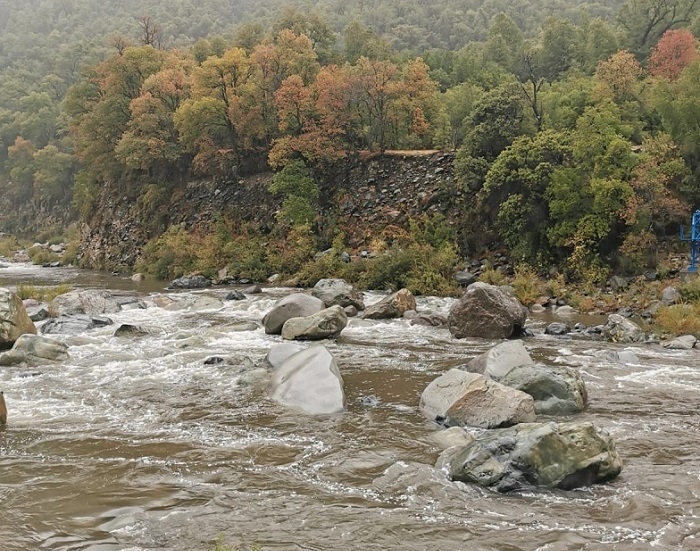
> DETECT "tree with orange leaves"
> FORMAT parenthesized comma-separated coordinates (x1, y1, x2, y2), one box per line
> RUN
(649, 29, 699, 81)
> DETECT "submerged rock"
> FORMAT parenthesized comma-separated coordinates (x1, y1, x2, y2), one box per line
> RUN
(438, 421, 623, 492)
(40, 314, 113, 335)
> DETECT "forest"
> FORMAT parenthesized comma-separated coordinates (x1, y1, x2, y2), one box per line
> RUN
(2, 0, 700, 288)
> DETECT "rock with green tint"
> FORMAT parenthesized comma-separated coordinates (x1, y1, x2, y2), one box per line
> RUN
(438, 421, 622, 492)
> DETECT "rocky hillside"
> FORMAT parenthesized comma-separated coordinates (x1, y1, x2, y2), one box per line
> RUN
(79, 151, 464, 273)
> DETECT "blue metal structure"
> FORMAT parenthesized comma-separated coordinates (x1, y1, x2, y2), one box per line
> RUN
(680, 209, 700, 271)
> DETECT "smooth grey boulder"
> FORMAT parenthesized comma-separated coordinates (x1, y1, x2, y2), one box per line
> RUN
(362, 288, 417, 320)
(281, 305, 348, 341)
(270, 345, 345, 414)
(419, 368, 536, 429)
(51, 290, 122, 316)
(500, 364, 587, 414)
(263, 293, 325, 334)
(0, 288, 36, 346)
(447, 282, 527, 339)
(311, 278, 365, 310)
(602, 314, 646, 343)
(265, 343, 306, 369)
(455, 270, 478, 287)
(437, 421, 623, 492)
(663, 334, 697, 350)
(0, 334, 69, 366)
(464, 340, 534, 380)
(40, 314, 113, 334)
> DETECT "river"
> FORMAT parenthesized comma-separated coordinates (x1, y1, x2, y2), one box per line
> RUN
(0, 263, 699, 551)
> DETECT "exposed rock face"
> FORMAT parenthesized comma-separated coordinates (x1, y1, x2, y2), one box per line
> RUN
(281, 305, 348, 341)
(464, 340, 533, 380)
(602, 314, 646, 343)
(0, 288, 36, 347)
(270, 345, 345, 414)
(447, 282, 527, 339)
(311, 278, 365, 310)
(500, 364, 587, 415)
(0, 334, 69, 366)
(263, 293, 325, 334)
(51, 290, 122, 316)
(663, 334, 697, 350)
(438, 421, 623, 492)
(40, 314, 113, 335)
(419, 368, 536, 429)
(362, 288, 416, 320)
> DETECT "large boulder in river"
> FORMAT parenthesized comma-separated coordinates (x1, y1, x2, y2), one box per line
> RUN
(438, 421, 623, 492)
(500, 364, 587, 415)
(311, 278, 365, 310)
(263, 293, 325, 334)
(40, 314, 113, 335)
(0, 288, 36, 347)
(51, 290, 122, 316)
(420, 368, 536, 429)
(464, 340, 533, 380)
(362, 288, 416, 320)
(0, 334, 69, 366)
(270, 345, 345, 414)
(281, 305, 348, 341)
(601, 314, 645, 343)
(447, 282, 527, 339)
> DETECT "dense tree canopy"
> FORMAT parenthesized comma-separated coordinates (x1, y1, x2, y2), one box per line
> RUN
(2, 0, 700, 281)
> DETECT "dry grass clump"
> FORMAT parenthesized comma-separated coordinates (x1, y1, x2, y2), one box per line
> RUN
(653, 303, 700, 337)
(15, 283, 72, 302)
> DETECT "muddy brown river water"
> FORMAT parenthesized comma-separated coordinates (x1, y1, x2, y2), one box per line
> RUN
(0, 263, 699, 551)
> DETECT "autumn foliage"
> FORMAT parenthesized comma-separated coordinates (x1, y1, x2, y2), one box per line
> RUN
(649, 29, 699, 81)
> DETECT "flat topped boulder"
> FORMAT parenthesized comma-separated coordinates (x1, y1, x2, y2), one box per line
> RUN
(420, 368, 536, 429)
(263, 293, 325, 335)
(438, 421, 623, 492)
(0, 288, 36, 347)
(448, 282, 527, 339)
(362, 288, 416, 320)
(270, 345, 345, 415)
(51, 289, 122, 316)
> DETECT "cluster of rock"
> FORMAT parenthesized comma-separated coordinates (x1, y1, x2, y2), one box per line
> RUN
(420, 339, 622, 492)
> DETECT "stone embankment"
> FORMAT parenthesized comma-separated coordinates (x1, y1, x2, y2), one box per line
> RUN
(79, 152, 460, 273)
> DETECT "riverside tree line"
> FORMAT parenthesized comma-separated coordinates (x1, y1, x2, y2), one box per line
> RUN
(1, 0, 700, 284)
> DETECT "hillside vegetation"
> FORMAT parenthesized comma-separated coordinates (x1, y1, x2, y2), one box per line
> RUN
(2, 0, 700, 288)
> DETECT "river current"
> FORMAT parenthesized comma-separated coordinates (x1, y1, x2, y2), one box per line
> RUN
(0, 263, 699, 551)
